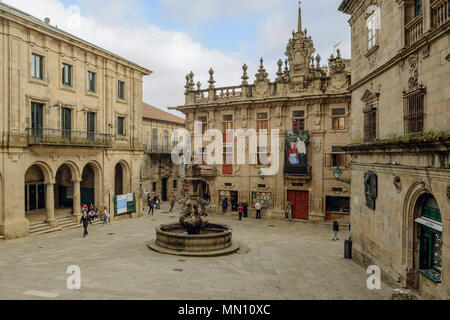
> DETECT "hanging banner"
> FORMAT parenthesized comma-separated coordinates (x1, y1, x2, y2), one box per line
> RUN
(285, 131, 309, 175)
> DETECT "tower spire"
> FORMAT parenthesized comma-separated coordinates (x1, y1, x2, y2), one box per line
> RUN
(298, 1, 302, 33)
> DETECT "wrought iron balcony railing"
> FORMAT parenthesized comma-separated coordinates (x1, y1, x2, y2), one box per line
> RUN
(146, 144, 174, 154)
(27, 128, 112, 147)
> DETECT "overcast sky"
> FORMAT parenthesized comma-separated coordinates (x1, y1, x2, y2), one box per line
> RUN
(4, 0, 350, 118)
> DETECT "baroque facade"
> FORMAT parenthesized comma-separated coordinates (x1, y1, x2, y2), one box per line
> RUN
(140, 103, 185, 204)
(174, 7, 353, 222)
(0, 3, 151, 239)
(339, 0, 449, 299)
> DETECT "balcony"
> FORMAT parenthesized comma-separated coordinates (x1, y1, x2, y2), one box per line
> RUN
(186, 164, 218, 179)
(405, 14, 424, 47)
(145, 144, 173, 154)
(27, 128, 112, 147)
(432, 0, 449, 29)
(284, 165, 312, 179)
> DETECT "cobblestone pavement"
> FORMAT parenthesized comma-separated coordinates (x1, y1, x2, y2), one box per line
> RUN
(0, 205, 393, 300)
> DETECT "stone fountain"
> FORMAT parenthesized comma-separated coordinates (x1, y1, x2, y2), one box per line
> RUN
(148, 175, 240, 256)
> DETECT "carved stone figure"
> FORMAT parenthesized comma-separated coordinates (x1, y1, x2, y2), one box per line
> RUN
(364, 170, 378, 210)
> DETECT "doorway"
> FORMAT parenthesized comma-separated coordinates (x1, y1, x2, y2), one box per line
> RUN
(230, 191, 239, 212)
(287, 190, 309, 220)
(162, 178, 168, 202)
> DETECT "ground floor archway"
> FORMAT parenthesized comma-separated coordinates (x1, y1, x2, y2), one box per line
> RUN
(114, 161, 130, 196)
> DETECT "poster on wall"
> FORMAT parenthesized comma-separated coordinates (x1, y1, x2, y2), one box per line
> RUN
(285, 131, 309, 175)
(252, 192, 273, 207)
(116, 195, 128, 214)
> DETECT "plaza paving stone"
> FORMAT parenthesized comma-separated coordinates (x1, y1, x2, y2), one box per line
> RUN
(0, 205, 394, 300)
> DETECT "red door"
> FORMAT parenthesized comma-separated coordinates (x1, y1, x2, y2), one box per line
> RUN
(287, 191, 309, 220)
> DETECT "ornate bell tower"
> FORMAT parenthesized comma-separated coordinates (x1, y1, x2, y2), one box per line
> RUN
(285, 3, 316, 90)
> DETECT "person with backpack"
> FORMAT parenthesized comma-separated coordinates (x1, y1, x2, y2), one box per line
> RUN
(80, 211, 91, 238)
(333, 220, 340, 241)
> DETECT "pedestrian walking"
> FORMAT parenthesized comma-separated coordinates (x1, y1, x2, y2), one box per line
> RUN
(147, 195, 154, 215)
(80, 211, 91, 238)
(243, 202, 248, 218)
(238, 203, 244, 221)
(333, 219, 340, 241)
(103, 207, 110, 225)
(255, 202, 262, 219)
(156, 197, 161, 210)
(222, 197, 228, 214)
(170, 199, 175, 212)
(286, 201, 293, 222)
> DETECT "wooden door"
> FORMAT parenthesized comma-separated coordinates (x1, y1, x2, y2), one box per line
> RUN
(287, 191, 309, 220)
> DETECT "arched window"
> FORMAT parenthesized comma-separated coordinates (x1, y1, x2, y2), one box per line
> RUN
(415, 195, 442, 282)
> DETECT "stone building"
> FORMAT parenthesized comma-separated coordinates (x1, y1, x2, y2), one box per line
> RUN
(140, 102, 185, 204)
(0, 2, 151, 239)
(339, 0, 449, 299)
(174, 6, 353, 222)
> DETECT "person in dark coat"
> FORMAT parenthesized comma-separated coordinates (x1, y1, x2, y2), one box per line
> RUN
(332, 220, 340, 241)
(80, 211, 91, 238)
(148, 196, 154, 215)
(222, 198, 228, 214)
(243, 202, 248, 218)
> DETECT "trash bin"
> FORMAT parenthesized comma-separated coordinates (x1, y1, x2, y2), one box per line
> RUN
(344, 238, 353, 259)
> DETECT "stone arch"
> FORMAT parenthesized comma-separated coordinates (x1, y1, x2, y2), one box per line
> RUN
(81, 161, 103, 207)
(114, 160, 130, 196)
(27, 161, 54, 184)
(402, 180, 443, 288)
(24, 163, 54, 216)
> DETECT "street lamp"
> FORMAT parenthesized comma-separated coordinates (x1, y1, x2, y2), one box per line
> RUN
(333, 166, 351, 185)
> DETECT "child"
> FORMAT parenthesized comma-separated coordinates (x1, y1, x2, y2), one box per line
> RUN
(238, 203, 244, 221)
(333, 220, 340, 241)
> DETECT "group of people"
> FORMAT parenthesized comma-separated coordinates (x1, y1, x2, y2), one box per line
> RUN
(147, 195, 177, 214)
(221, 198, 262, 220)
(79, 204, 111, 238)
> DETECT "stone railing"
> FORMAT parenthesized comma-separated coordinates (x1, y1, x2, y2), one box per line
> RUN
(431, 0, 449, 29)
(194, 85, 248, 103)
(405, 14, 424, 47)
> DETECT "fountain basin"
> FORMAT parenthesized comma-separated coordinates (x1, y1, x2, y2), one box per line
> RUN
(148, 223, 240, 256)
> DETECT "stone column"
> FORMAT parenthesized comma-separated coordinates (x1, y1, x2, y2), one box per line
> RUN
(73, 180, 81, 219)
(46, 182, 58, 227)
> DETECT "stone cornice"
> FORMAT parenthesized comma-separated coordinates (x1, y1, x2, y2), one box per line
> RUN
(342, 138, 450, 154)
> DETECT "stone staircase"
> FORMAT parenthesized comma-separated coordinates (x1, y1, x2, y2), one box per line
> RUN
(29, 216, 104, 237)
(29, 220, 62, 236)
(56, 215, 104, 231)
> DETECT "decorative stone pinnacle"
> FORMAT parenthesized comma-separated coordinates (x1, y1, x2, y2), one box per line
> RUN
(256, 57, 269, 81)
(276, 59, 283, 81)
(336, 49, 341, 59)
(241, 63, 249, 85)
(316, 54, 321, 69)
(188, 71, 195, 90)
(196, 81, 202, 91)
(184, 74, 190, 91)
(208, 68, 216, 89)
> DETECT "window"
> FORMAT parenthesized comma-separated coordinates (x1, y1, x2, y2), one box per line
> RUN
(292, 110, 305, 132)
(30, 102, 44, 142)
(62, 63, 72, 86)
(31, 54, 44, 80)
(152, 128, 158, 151)
(325, 152, 347, 167)
(331, 108, 346, 130)
(87, 112, 95, 141)
(414, 0, 422, 17)
(257, 113, 268, 132)
(222, 146, 233, 175)
(173, 180, 178, 189)
(118, 80, 125, 100)
(222, 115, 233, 143)
(198, 117, 207, 134)
(163, 130, 169, 152)
(61, 108, 72, 140)
(257, 146, 270, 166)
(87, 71, 96, 93)
(152, 158, 158, 166)
(367, 13, 378, 51)
(117, 117, 125, 136)
(363, 105, 377, 141)
(152, 182, 157, 192)
(403, 89, 425, 135)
